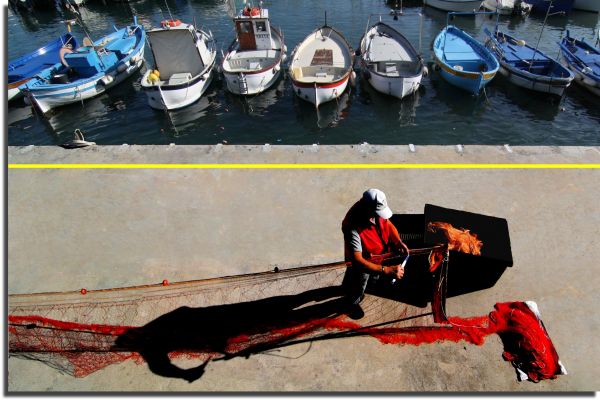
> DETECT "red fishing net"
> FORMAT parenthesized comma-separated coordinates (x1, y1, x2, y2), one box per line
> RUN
(8, 243, 565, 383)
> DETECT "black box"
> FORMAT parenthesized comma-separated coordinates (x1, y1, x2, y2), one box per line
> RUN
(369, 204, 513, 306)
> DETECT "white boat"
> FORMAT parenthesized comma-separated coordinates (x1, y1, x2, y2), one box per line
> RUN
(222, 6, 286, 95)
(573, 0, 600, 12)
(289, 25, 354, 108)
(141, 19, 217, 110)
(359, 21, 424, 99)
(423, 0, 484, 12)
(483, 0, 533, 14)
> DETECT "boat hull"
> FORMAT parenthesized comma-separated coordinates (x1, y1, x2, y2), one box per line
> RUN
(291, 75, 350, 107)
(424, 0, 484, 12)
(482, 0, 514, 14)
(497, 64, 570, 95)
(144, 69, 214, 110)
(27, 50, 144, 114)
(223, 66, 282, 95)
(573, 0, 600, 12)
(364, 69, 422, 99)
(559, 38, 600, 96)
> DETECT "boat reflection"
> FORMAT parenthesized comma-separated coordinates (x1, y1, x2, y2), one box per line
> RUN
(293, 87, 351, 130)
(428, 64, 489, 117)
(358, 78, 422, 128)
(223, 77, 286, 118)
(491, 75, 563, 121)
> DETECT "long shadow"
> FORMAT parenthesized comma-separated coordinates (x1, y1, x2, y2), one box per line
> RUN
(114, 286, 348, 382)
(113, 285, 430, 382)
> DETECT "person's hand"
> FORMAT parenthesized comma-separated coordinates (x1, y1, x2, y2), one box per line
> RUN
(387, 264, 405, 280)
(395, 265, 405, 280)
(399, 242, 410, 255)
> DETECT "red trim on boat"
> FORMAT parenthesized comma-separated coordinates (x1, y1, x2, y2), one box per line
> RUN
(291, 73, 350, 89)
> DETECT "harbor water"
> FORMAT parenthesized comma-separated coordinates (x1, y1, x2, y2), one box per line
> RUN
(7, 0, 600, 146)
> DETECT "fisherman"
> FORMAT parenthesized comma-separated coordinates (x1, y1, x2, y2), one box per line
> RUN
(341, 188, 410, 319)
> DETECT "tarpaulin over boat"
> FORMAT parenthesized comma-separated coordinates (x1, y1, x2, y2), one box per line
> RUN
(148, 28, 205, 79)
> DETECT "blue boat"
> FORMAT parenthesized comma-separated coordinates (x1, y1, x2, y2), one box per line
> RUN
(8, 33, 77, 102)
(433, 13, 499, 95)
(22, 17, 145, 115)
(523, 0, 575, 14)
(484, 28, 574, 96)
(559, 31, 600, 96)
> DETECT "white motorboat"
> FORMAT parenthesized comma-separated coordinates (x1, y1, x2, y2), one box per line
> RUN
(423, 0, 484, 12)
(222, 5, 286, 95)
(289, 25, 354, 108)
(482, 0, 533, 14)
(141, 19, 217, 110)
(359, 21, 424, 99)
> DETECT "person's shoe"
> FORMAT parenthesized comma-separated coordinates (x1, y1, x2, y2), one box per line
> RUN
(346, 303, 365, 320)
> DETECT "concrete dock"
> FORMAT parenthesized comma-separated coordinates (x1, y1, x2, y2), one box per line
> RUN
(7, 144, 600, 391)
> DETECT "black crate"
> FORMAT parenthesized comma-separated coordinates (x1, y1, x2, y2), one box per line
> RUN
(367, 205, 512, 306)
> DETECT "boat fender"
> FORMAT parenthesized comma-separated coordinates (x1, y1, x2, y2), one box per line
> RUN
(117, 63, 129, 73)
(516, 39, 526, 46)
(282, 53, 288, 62)
(350, 70, 357, 87)
(161, 19, 182, 28)
(283, 45, 288, 53)
(148, 72, 159, 84)
(454, 65, 464, 71)
(274, 64, 281, 73)
(202, 72, 210, 80)
(422, 65, 429, 77)
(582, 67, 593, 75)
(100, 75, 114, 86)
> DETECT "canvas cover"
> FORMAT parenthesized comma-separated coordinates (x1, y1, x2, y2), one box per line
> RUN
(148, 28, 205, 80)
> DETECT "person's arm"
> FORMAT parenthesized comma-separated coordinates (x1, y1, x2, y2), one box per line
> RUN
(351, 251, 405, 280)
(388, 222, 410, 255)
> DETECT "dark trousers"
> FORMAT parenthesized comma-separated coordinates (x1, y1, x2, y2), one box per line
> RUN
(341, 266, 380, 305)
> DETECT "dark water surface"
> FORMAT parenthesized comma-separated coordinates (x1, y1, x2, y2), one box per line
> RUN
(6, 0, 600, 146)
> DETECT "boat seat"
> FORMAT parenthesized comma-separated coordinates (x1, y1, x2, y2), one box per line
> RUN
(168, 72, 192, 85)
(64, 50, 102, 76)
(105, 36, 136, 58)
(444, 51, 481, 62)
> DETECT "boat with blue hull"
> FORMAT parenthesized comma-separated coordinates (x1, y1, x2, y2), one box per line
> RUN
(433, 13, 499, 95)
(8, 33, 78, 102)
(484, 28, 574, 95)
(559, 31, 600, 96)
(524, 0, 575, 14)
(22, 17, 145, 115)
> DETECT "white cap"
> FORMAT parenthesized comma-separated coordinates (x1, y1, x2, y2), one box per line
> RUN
(362, 188, 392, 219)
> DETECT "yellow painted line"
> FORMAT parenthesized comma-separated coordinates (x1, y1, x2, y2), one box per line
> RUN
(8, 163, 600, 169)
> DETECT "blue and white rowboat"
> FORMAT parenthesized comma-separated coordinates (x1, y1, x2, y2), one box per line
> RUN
(484, 28, 574, 96)
(22, 17, 145, 115)
(433, 13, 499, 95)
(559, 31, 600, 96)
(8, 33, 78, 102)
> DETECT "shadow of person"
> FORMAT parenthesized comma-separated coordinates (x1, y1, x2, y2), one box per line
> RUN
(113, 286, 347, 382)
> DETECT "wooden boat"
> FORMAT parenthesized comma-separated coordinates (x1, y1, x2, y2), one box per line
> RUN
(141, 19, 217, 110)
(573, 0, 600, 12)
(482, 0, 533, 15)
(432, 14, 499, 95)
(358, 21, 425, 99)
(423, 0, 483, 12)
(8, 33, 77, 102)
(289, 25, 355, 108)
(559, 31, 600, 95)
(22, 17, 145, 114)
(484, 28, 574, 95)
(221, 5, 286, 96)
(523, 0, 575, 13)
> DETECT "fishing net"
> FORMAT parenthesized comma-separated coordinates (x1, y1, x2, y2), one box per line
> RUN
(8, 224, 566, 383)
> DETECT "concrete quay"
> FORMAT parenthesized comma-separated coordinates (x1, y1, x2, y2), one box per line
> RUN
(7, 144, 600, 391)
